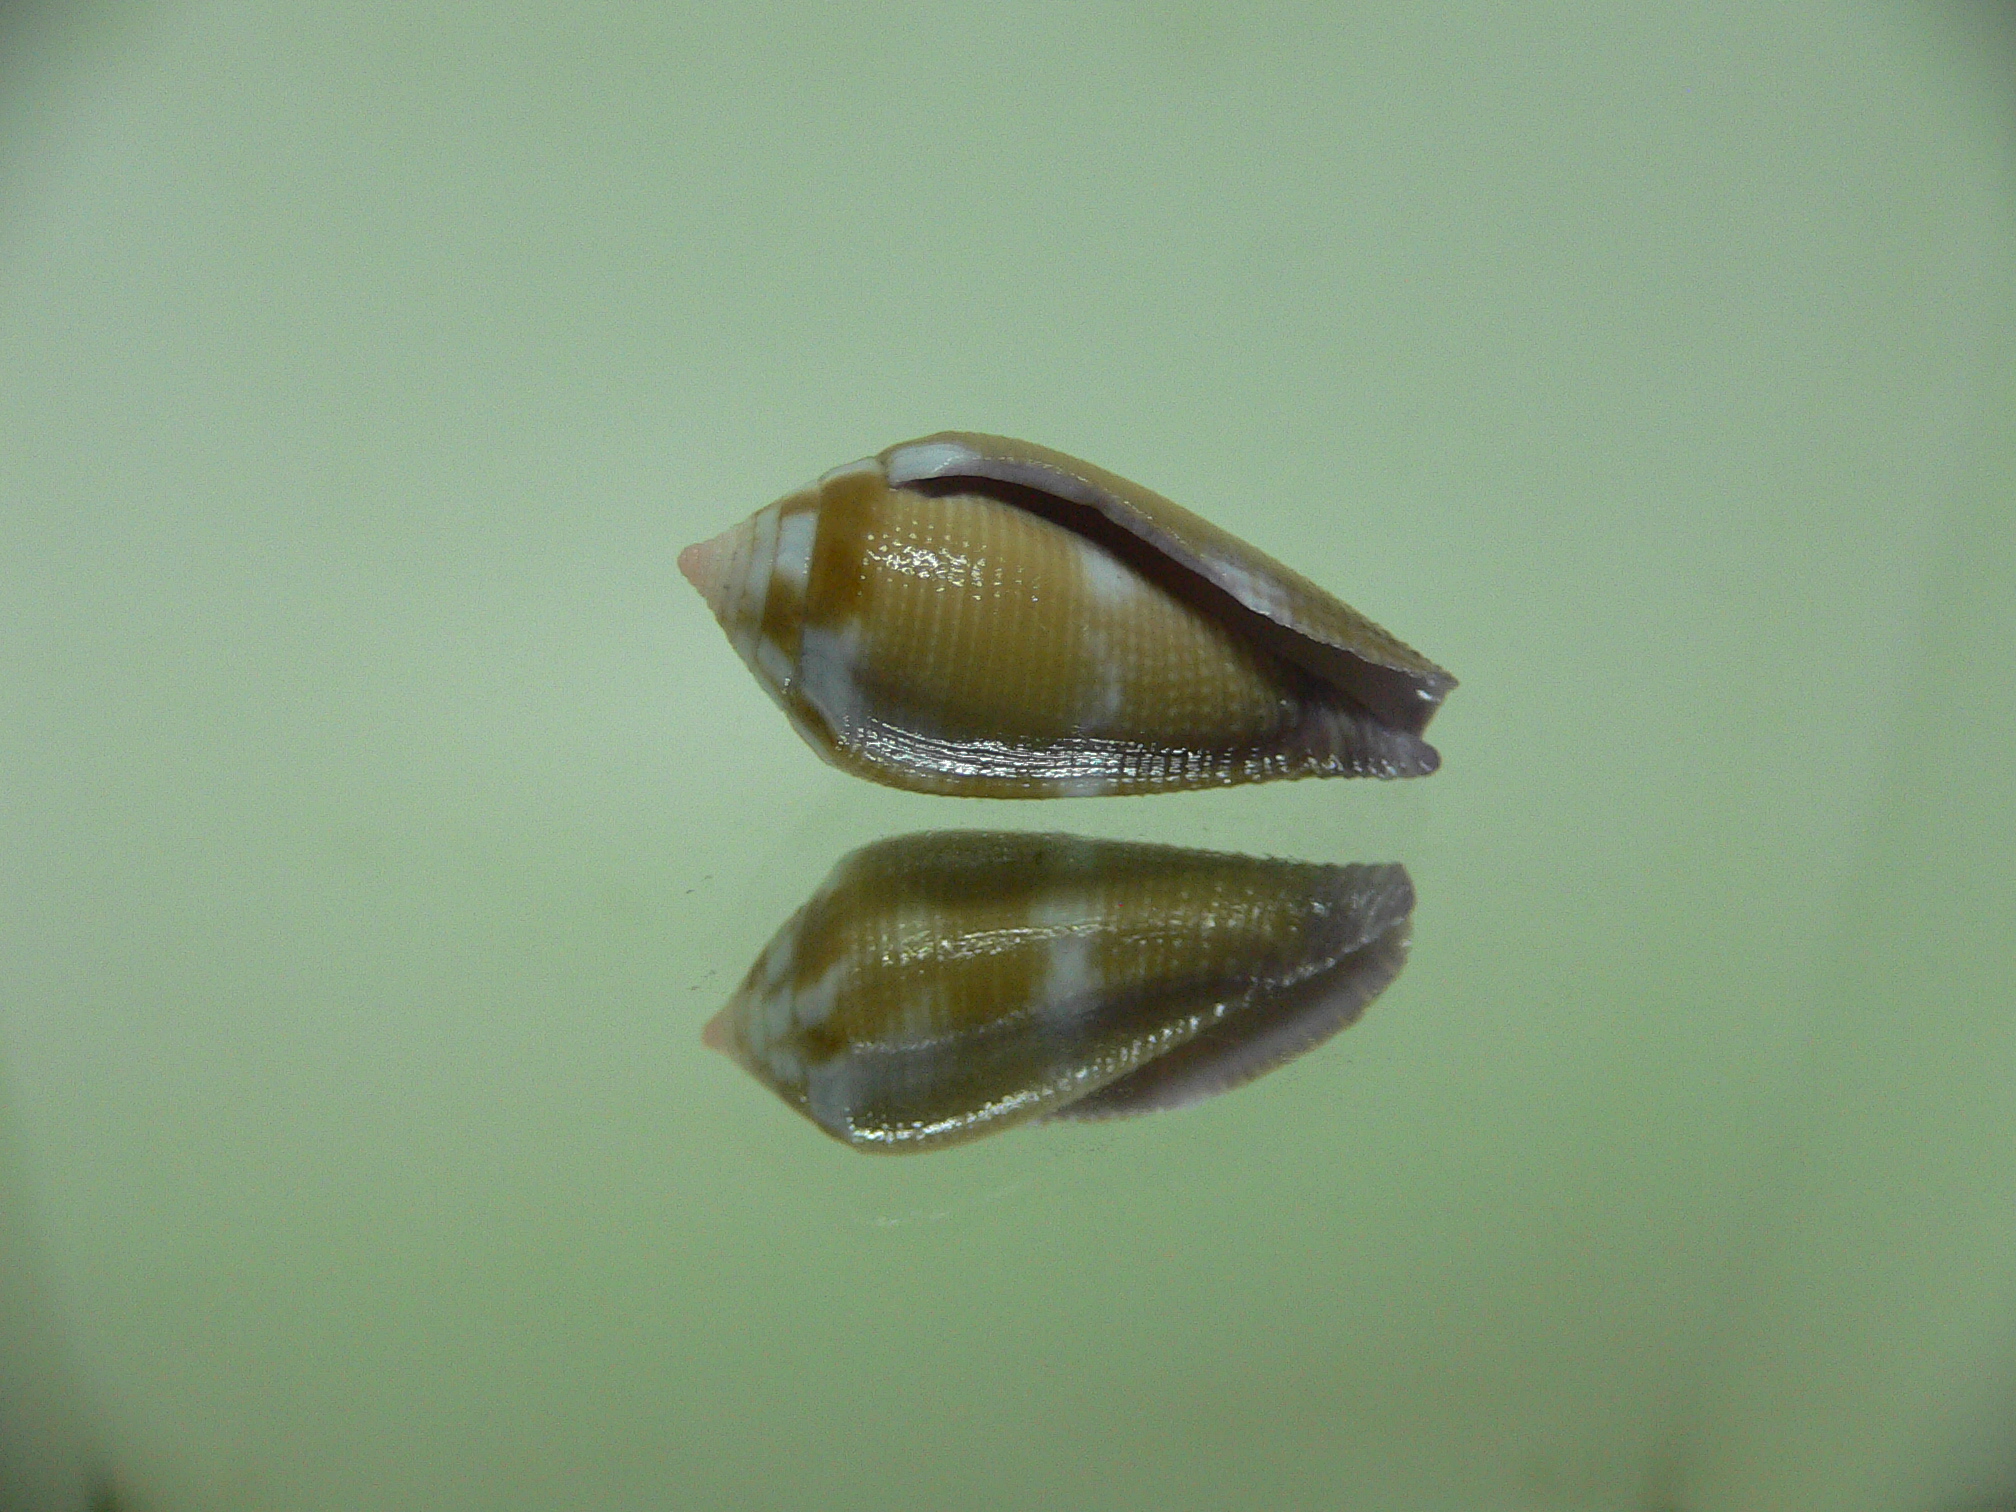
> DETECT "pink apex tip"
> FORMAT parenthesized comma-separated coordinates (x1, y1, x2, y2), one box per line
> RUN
(701, 1007, 734, 1054)
(678, 538, 715, 595)
(678, 515, 756, 623)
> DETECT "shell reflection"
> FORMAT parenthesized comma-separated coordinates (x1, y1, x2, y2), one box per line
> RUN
(704, 831, 1414, 1152)
(680, 433, 1455, 797)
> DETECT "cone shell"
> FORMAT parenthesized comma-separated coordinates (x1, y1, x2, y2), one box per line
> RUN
(704, 830, 1414, 1153)
(680, 432, 1455, 797)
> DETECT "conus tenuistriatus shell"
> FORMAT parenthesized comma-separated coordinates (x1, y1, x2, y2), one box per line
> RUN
(679, 432, 1455, 797)
(703, 830, 1414, 1153)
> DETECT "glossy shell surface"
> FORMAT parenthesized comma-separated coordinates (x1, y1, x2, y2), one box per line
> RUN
(703, 830, 1414, 1153)
(680, 433, 1455, 797)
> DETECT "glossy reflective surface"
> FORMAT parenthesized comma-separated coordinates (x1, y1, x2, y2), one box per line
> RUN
(706, 832, 1412, 1150)
(680, 434, 1453, 795)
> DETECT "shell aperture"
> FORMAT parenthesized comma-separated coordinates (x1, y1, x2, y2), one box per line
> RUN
(702, 831, 1414, 1153)
(680, 433, 1456, 797)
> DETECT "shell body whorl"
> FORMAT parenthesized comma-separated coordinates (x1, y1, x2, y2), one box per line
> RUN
(682, 434, 1455, 797)
(704, 831, 1415, 1152)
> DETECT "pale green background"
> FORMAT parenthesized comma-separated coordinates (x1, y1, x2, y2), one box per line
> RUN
(2, 3, 2014, 1510)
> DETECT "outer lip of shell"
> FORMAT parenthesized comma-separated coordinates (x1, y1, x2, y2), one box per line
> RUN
(881, 431, 1456, 736)
(704, 830, 1416, 1153)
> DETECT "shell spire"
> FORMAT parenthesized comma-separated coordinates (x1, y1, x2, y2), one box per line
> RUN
(676, 536, 726, 615)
